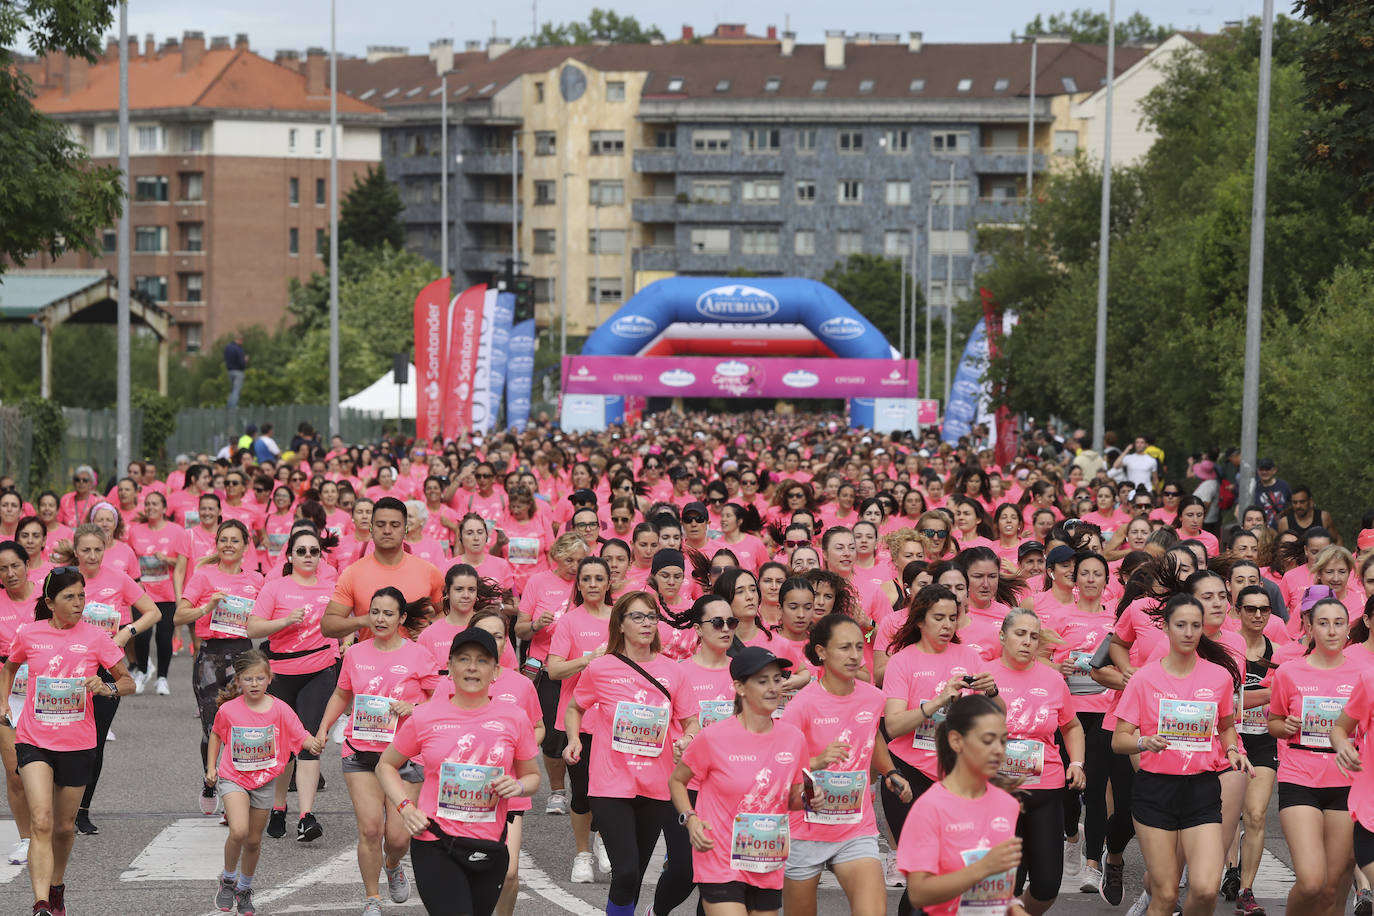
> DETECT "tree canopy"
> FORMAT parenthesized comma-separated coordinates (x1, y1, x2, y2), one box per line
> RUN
(338, 164, 404, 251)
(1290, 0, 1374, 207)
(1019, 9, 1174, 44)
(521, 8, 664, 47)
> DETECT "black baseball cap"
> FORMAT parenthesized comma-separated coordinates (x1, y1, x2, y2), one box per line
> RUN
(1018, 541, 1046, 560)
(449, 626, 498, 660)
(569, 488, 597, 505)
(668, 466, 689, 480)
(729, 646, 793, 681)
(1046, 545, 1077, 566)
(682, 501, 708, 521)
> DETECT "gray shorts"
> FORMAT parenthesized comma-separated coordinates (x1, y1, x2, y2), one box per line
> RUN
(342, 752, 424, 783)
(219, 780, 275, 810)
(784, 834, 881, 881)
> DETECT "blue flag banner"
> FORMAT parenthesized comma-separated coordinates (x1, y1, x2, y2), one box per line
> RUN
(942, 317, 990, 444)
(506, 319, 536, 431)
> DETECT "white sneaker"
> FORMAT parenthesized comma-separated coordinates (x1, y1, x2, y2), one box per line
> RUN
(6, 838, 28, 865)
(1081, 863, 1104, 894)
(331, 719, 346, 744)
(133, 669, 148, 695)
(1063, 835, 1083, 884)
(884, 851, 906, 887)
(155, 677, 170, 696)
(593, 831, 612, 875)
(570, 851, 596, 883)
(544, 790, 569, 815)
(107, 728, 116, 741)
(1125, 890, 1151, 916)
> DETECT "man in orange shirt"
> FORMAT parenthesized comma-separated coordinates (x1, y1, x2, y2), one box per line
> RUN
(322, 497, 445, 638)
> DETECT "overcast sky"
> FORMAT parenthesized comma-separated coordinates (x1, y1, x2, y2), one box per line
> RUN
(91, 1, 1261, 57)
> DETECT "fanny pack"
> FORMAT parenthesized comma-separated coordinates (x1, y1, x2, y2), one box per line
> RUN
(424, 819, 508, 873)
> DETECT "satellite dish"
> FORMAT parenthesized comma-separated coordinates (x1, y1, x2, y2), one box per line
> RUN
(560, 65, 587, 102)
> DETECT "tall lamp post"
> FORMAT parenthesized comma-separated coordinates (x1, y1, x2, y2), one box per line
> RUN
(327, 0, 340, 438)
(116, 1, 130, 469)
(1091, 0, 1116, 452)
(1011, 32, 1040, 206)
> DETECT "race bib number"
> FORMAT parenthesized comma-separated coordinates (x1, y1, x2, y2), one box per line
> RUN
(138, 553, 169, 582)
(958, 847, 1015, 916)
(610, 701, 670, 757)
(913, 699, 946, 751)
(1300, 696, 1347, 749)
(730, 813, 789, 873)
(437, 762, 502, 823)
(82, 601, 120, 635)
(350, 695, 397, 743)
(230, 725, 277, 772)
(698, 699, 734, 728)
(32, 676, 86, 725)
(771, 690, 796, 721)
(1239, 703, 1268, 735)
(12, 663, 27, 698)
(1157, 698, 1217, 752)
(999, 738, 1046, 786)
(804, 770, 867, 825)
(1068, 650, 1094, 674)
(210, 595, 253, 638)
(266, 532, 289, 556)
(183, 509, 200, 528)
(507, 536, 540, 566)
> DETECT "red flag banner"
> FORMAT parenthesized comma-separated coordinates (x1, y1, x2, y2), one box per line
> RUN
(442, 283, 487, 438)
(412, 277, 452, 445)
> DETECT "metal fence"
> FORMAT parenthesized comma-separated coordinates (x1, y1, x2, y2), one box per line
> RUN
(0, 408, 33, 487)
(165, 406, 383, 461)
(60, 408, 144, 486)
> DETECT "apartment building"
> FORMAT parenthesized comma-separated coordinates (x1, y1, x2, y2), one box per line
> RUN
(24, 33, 383, 351)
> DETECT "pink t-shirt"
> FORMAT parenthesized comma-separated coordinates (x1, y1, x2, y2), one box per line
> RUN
(1115, 657, 1236, 776)
(427, 668, 542, 812)
(519, 570, 575, 662)
(573, 654, 693, 800)
(496, 515, 550, 595)
(182, 566, 265, 640)
(126, 522, 188, 603)
(81, 566, 145, 631)
(0, 587, 36, 657)
(547, 606, 611, 732)
(335, 639, 441, 755)
(404, 536, 450, 570)
(989, 658, 1077, 789)
(956, 618, 1004, 663)
(1113, 599, 1166, 667)
(261, 512, 295, 560)
(212, 695, 310, 789)
(680, 716, 807, 889)
(390, 698, 537, 842)
(707, 534, 768, 572)
(1339, 671, 1374, 832)
(1048, 605, 1115, 714)
(1267, 655, 1360, 789)
(418, 618, 517, 674)
(102, 539, 139, 580)
(250, 577, 337, 675)
(10, 620, 125, 750)
(896, 781, 1021, 916)
(881, 642, 983, 777)
(781, 678, 885, 842)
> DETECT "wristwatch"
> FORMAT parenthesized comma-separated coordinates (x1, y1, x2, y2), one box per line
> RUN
(678, 809, 697, 826)
(122, 623, 138, 637)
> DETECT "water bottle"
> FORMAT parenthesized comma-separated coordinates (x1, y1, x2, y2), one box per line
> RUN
(200, 783, 218, 816)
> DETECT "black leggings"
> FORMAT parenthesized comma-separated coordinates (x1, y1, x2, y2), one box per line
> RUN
(654, 788, 698, 915)
(194, 639, 251, 767)
(410, 836, 508, 916)
(145, 600, 176, 678)
(537, 675, 567, 759)
(589, 795, 675, 907)
(880, 753, 934, 843)
(266, 664, 337, 761)
(79, 681, 119, 810)
(1065, 713, 1135, 859)
(1017, 788, 1066, 902)
(567, 732, 593, 816)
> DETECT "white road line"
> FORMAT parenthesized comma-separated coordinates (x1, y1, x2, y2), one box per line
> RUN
(1251, 848, 1296, 899)
(193, 849, 356, 916)
(0, 820, 23, 884)
(518, 850, 605, 916)
(122, 818, 232, 882)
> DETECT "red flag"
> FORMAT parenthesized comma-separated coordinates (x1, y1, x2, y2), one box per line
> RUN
(442, 283, 487, 438)
(412, 277, 451, 445)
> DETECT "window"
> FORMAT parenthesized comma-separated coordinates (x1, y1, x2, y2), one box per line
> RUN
(930, 281, 970, 307)
(533, 278, 555, 302)
(314, 129, 324, 152)
(606, 81, 626, 101)
(1054, 130, 1079, 155)
(909, 78, 926, 93)
(101, 230, 117, 253)
(315, 178, 326, 205)
(932, 131, 971, 154)
(135, 125, 165, 153)
(986, 128, 1020, 150)
(836, 231, 863, 256)
(588, 230, 626, 253)
(956, 78, 973, 92)
(741, 228, 780, 255)
(745, 128, 780, 152)
(884, 230, 911, 256)
(288, 177, 299, 205)
(795, 179, 816, 203)
(692, 129, 730, 154)
(741, 179, 779, 204)
(666, 77, 684, 92)
(404, 133, 429, 157)
(534, 132, 556, 156)
(181, 223, 203, 251)
(533, 229, 556, 254)
(885, 180, 911, 205)
(838, 130, 863, 153)
(182, 274, 203, 303)
(184, 323, 203, 352)
(589, 180, 624, 206)
(689, 227, 730, 254)
(288, 128, 299, 152)
(715, 79, 730, 92)
(589, 131, 624, 156)
(794, 230, 815, 256)
(180, 173, 203, 202)
(134, 275, 167, 301)
(930, 230, 971, 255)
(811, 79, 828, 93)
(134, 226, 166, 252)
(588, 277, 623, 302)
(102, 126, 117, 154)
(796, 129, 817, 153)
(1061, 76, 1079, 93)
(134, 176, 168, 202)
(993, 78, 1010, 92)
(764, 77, 781, 92)
(838, 180, 862, 203)
(884, 129, 910, 152)
(183, 127, 204, 152)
(987, 180, 1020, 200)
(534, 181, 556, 205)
(931, 180, 971, 205)
(858, 79, 875, 93)
(288, 227, 299, 255)
(534, 82, 544, 102)
(315, 229, 326, 257)
(653, 129, 676, 149)
(691, 180, 731, 204)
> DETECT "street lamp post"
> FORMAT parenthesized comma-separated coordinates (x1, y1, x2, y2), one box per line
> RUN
(943, 160, 955, 406)
(116, 1, 130, 469)
(1091, 0, 1116, 452)
(440, 74, 448, 278)
(1011, 33, 1040, 205)
(328, 0, 340, 438)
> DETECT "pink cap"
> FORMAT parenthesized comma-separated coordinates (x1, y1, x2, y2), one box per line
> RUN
(1358, 529, 1374, 552)
(1300, 585, 1335, 614)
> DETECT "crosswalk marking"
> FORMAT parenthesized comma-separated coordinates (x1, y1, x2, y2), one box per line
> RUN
(122, 818, 230, 882)
(0, 821, 22, 886)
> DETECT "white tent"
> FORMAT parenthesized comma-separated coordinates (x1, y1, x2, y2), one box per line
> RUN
(341, 364, 416, 418)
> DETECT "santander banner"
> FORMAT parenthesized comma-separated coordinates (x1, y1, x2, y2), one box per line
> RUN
(562, 356, 921, 399)
(441, 283, 486, 438)
(411, 277, 451, 443)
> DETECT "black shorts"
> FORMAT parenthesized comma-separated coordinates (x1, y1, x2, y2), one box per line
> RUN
(1356, 823, 1374, 870)
(1239, 733, 1278, 771)
(1132, 770, 1221, 831)
(506, 810, 523, 824)
(16, 743, 96, 788)
(1278, 782, 1349, 812)
(698, 880, 783, 910)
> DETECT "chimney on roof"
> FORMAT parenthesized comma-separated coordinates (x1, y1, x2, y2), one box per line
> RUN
(210, 35, 230, 50)
(105, 35, 119, 61)
(767, 25, 777, 40)
(274, 49, 300, 72)
(681, 25, 694, 41)
(162, 36, 179, 57)
(780, 31, 795, 57)
(366, 45, 408, 62)
(908, 31, 923, 53)
(65, 53, 89, 96)
(235, 33, 250, 50)
(144, 33, 155, 59)
(465, 40, 482, 52)
(487, 37, 510, 59)
(182, 31, 205, 71)
(127, 36, 139, 59)
(824, 30, 845, 69)
(305, 47, 327, 95)
(429, 38, 454, 75)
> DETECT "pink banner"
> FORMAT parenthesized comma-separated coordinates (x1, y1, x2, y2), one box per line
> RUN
(562, 356, 921, 399)
(412, 277, 451, 444)
(441, 283, 486, 438)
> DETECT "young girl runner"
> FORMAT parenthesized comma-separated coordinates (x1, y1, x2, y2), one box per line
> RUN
(205, 649, 312, 916)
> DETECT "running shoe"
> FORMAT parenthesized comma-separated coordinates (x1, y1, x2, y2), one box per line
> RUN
(6, 838, 29, 864)
(1080, 863, 1103, 895)
(884, 851, 906, 887)
(235, 888, 256, 916)
(1100, 861, 1125, 906)
(133, 669, 148, 695)
(155, 677, 171, 696)
(216, 876, 237, 912)
(47, 884, 64, 916)
(1236, 888, 1266, 916)
(31, 904, 53, 916)
(266, 807, 287, 839)
(571, 851, 596, 884)
(544, 789, 569, 815)
(1062, 835, 1083, 884)
(593, 831, 612, 875)
(330, 719, 346, 744)
(361, 897, 383, 916)
(74, 809, 98, 835)
(297, 813, 323, 843)
(1357, 888, 1373, 916)
(384, 863, 410, 903)
(1125, 891, 1151, 916)
(1222, 864, 1241, 901)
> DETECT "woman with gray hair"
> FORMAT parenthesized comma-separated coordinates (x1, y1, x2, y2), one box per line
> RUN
(57, 466, 98, 528)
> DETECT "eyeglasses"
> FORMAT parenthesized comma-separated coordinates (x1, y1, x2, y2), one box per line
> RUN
(644, 464, 661, 470)
(741, 479, 758, 486)
(919, 528, 948, 540)
(227, 480, 244, 487)
(574, 521, 599, 530)
(74, 477, 92, 484)
(787, 492, 805, 500)
(475, 472, 493, 479)
(1241, 604, 1271, 614)
(293, 547, 322, 557)
(624, 611, 660, 624)
(253, 486, 270, 493)
(1134, 502, 1152, 510)
(611, 515, 632, 523)
(291, 476, 306, 482)
(701, 616, 741, 631)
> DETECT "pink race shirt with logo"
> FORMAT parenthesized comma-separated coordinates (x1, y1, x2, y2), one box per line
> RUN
(546, 606, 610, 732)
(780, 678, 885, 842)
(1339, 672, 1374, 832)
(518, 571, 575, 662)
(989, 658, 1076, 789)
(1049, 606, 1116, 714)
(0, 588, 36, 656)
(10, 620, 125, 750)
(1267, 655, 1360, 788)
(896, 782, 1021, 916)
(82, 566, 146, 629)
(250, 577, 337, 675)
(881, 642, 983, 778)
(212, 695, 310, 789)
(181, 566, 265, 640)
(1115, 658, 1235, 776)
(336, 639, 441, 754)
(418, 618, 517, 674)
(126, 523, 188, 603)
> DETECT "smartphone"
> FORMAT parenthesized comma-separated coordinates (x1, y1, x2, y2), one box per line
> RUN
(962, 675, 976, 686)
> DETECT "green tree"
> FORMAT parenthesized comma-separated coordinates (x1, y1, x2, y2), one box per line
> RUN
(521, 8, 664, 47)
(1019, 9, 1173, 43)
(821, 254, 928, 357)
(1, 1, 124, 269)
(338, 164, 404, 251)
(1290, 0, 1374, 207)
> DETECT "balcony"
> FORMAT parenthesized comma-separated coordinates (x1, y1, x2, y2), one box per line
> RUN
(462, 198, 523, 224)
(972, 196, 1028, 223)
(972, 147, 1046, 175)
(461, 149, 522, 175)
(631, 196, 679, 222)
(461, 246, 511, 273)
(388, 153, 443, 177)
(632, 246, 677, 271)
(676, 249, 733, 272)
(633, 148, 678, 173)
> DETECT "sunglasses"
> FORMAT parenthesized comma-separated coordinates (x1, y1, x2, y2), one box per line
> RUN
(1241, 604, 1271, 613)
(293, 546, 322, 557)
(786, 538, 809, 547)
(476, 472, 493, 479)
(683, 515, 707, 523)
(702, 616, 741, 631)
(253, 486, 270, 493)
(611, 515, 632, 523)
(1162, 491, 1180, 497)
(706, 498, 724, 505)
(787, 492, 805, 499)
(291, 476, 306, 482)
(709, 565, 731, 575)
(919, 528, 948, 540)
(741, 479, 758, 486)
(1134, 502, 1152, 510)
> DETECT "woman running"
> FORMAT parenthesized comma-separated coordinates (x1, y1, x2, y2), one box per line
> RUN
(712, 568, 771, 651)
(127, 490, 186, 696)
(1230, 585, 1279, 915)
(0, 541, 35, 866)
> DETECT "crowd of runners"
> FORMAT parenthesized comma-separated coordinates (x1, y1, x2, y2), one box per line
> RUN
(1, 413, 1373, 916)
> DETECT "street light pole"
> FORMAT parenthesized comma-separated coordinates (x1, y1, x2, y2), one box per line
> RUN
(116, 1, 130, 470)
(1027, 36, 1037, 204)
(440, 74, 448, 278)
(559, 171, 570, 362)
(924, 199, 933, 400)
(899, 253, 906, 358)
(943, 160, 955, 406)
(328, 0, 340, 438)
(1091, 0, 1116, 452)
(1239, 0, 1275, 513)
(511, 131, 520, 272)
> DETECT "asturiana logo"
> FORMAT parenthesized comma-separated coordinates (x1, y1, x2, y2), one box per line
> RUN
(694, 285, 780, 321)
(713, 360, 751, 378)
(610, 314, 658, 339)
(818, 316, 865, 340)
(658, 369, 697, 388)
(781, 369, 820, 389)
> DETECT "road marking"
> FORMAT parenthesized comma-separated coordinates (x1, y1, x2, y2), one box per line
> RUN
(1251, 848, 1295, 899)
(193, 849, 356, 916)
(122, 818, 231, 882)
(518, 850, 605, 916)
(0, 820, 23, 884)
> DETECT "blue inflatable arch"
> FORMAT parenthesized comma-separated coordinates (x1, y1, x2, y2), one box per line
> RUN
(583, 277, 894, 359)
